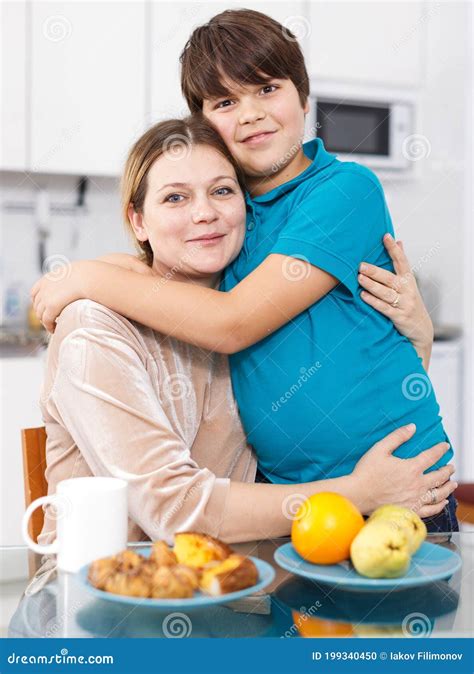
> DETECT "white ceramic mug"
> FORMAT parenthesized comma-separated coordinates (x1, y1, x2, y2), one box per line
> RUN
(22, 477, 128, 572)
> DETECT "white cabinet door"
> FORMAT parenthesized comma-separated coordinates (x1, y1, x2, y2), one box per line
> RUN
(30, 1, 147, 176)
(150, 1, 307, 123)
(308, 1, 422, 87)
(0, 355, 46, 547)
(0, 0, 27, 170)
(429, 340, 464, 480)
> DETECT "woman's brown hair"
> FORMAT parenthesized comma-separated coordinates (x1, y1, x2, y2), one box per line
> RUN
(180, 9, 309, 113)
(121, 115, 246, 266)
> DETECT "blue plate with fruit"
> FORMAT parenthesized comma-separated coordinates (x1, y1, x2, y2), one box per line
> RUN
(274, 541, 462, 591)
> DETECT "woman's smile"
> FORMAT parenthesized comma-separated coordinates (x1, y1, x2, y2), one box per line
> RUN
(186, 232, 227, 246)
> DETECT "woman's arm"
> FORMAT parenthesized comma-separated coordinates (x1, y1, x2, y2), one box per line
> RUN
(358, 234, 434, 370)
(32, 254, 338, 352)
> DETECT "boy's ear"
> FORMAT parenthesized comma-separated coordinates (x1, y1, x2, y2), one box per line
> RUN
(303, 98, 310, 115)
(128, 204, 148, 242)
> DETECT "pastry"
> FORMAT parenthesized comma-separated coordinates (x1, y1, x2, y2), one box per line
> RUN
(87, 534, 258, 600)
(150, 540, 178, 566)
(104, 569, 151, 598)
(172, 563, 200, 590)
(88, 557, 121, 590)
(173, 531, 233, 569)
(199, 554, 258, 596)
(149, 565, 194, 599)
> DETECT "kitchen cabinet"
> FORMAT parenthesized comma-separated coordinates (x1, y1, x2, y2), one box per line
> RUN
(30, 1, 147, 175)
(0, 353, 46, 546)
(429, 339, 464, 480)
(150, 0, 308, 122)
(0, 0, 27, 170)
(308, 1, 423, 88)
(3, 1, 309, 175)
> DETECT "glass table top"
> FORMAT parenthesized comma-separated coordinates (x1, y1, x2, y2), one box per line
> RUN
(1, 533, 473, 639)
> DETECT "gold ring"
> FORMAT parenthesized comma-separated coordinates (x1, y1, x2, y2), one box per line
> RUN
(391, 292, 400, 307)
(430, 487, 437, 505)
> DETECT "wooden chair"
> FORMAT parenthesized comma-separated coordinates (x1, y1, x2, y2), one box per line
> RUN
(21, 426, 48, 543)
(454, 483, 474, 525)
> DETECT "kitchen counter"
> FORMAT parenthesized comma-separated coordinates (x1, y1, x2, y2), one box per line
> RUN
(3, 532, 473, 639)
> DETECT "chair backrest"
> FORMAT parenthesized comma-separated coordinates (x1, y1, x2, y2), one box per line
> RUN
(21, 426, 47, 543)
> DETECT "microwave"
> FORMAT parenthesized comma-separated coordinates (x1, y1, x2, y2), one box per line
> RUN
(307, 84, 415, 171)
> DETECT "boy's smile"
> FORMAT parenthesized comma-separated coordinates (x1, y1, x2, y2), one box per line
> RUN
(203, 76, 311, 196)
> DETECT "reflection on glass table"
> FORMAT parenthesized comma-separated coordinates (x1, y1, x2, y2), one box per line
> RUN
(2, 533, 473, 639)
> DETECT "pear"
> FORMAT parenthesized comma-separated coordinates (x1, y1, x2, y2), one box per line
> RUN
(368, 505, 427, 554)
(350, 520, 411, 578)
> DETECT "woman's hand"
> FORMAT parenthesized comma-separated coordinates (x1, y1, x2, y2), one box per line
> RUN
(30, 260, 90, 333)
(351, 424, 456, 517)
(358, 234, 434, 368)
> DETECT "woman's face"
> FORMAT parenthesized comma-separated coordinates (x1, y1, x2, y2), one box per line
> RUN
(131, 144, 246, 283)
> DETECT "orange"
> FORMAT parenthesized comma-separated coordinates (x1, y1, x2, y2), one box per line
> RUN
(291, 612, 354, 638)
(291, 492, 364, 565)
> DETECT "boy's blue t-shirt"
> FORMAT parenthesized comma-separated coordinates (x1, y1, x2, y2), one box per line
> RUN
(221, 138, 453, 484)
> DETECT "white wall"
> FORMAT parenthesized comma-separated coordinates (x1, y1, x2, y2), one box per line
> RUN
(0, 172, 132, 327)
(379, 1, 470, 329)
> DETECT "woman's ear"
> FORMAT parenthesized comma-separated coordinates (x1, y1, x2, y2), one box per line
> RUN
(303, 97, 310, 115)
(128, 204, 148, 242)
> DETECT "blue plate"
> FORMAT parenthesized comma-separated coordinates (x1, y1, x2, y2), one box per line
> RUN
(78, 550, 275, 609)
(274, 541, 462, 591)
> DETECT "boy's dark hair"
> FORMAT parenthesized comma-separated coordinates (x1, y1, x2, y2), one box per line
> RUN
(180, 8, 309, 113)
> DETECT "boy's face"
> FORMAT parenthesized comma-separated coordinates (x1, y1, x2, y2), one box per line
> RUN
(202, 77, 309, 186)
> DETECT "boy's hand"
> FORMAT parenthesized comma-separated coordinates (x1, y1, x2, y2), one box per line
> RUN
(358, 233, 434, 352)
(30, 260, 89, 334)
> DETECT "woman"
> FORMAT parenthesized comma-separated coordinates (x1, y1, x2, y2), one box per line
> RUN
(37, 117, 455, 546)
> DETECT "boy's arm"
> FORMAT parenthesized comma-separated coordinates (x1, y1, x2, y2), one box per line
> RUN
(96, 253, 153, 275)
(32, 254, 338, 353)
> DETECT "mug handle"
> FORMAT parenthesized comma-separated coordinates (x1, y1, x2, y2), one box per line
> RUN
(22, 495, 60, 555)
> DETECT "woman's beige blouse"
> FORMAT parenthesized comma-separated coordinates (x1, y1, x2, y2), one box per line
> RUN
(38, 299, 257, 546)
